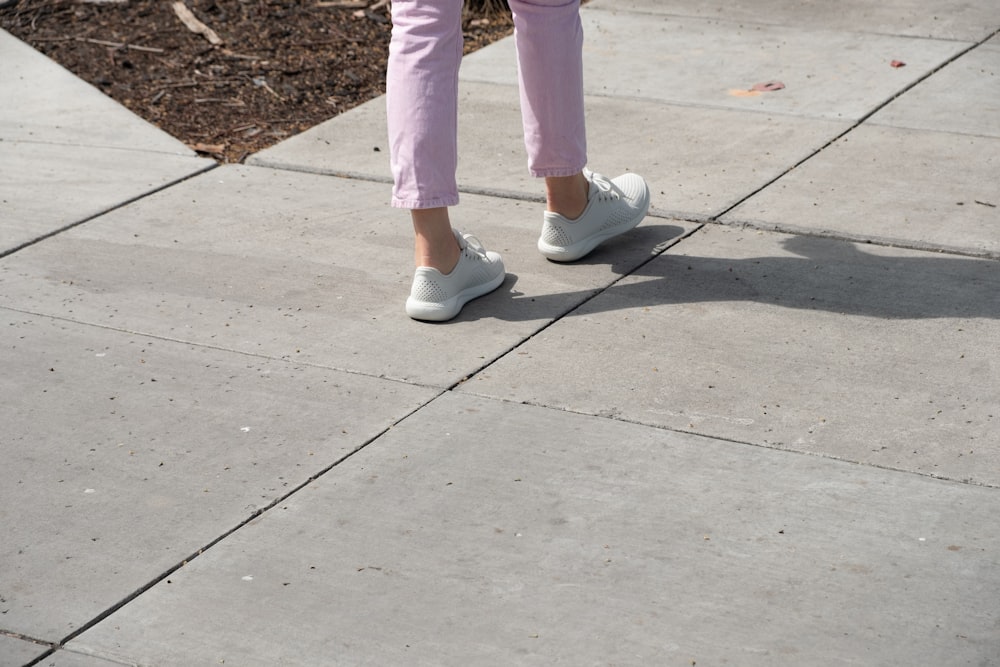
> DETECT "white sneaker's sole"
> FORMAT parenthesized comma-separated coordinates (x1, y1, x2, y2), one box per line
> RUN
(406, 270, 506, 322)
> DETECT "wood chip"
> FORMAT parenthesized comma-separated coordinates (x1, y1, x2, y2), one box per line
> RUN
(172, 1, 223, 46)
(190, 142, 226, 154)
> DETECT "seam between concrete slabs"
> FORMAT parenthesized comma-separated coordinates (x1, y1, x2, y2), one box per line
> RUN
(584, 3, 999, 43)
(452, 390, 1000, 491)
(0, 162, 219, 260)
(10, 224, 698, 662)
(700, 219, 1000, 261)
(709, 27, 1000, 223)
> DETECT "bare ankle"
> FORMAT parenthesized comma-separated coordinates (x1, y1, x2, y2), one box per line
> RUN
(545, 172, 590, 220)
(412, 208, 460, 273)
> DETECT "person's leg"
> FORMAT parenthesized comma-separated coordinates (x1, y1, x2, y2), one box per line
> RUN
(510, 0, 650, 261)
(508, 0, 590, 218)
(386, 0, 505, 320)
(387, 0, 463, 272)
(509, 0, 586, 179)
(387, 0, 462, 211)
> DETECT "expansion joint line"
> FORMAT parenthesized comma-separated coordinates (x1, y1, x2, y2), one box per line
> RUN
(25, 386, 446, 667)
(712, 28, 1000, 222)
(0, 162, 218, 261)
(445, 221, 707, 391)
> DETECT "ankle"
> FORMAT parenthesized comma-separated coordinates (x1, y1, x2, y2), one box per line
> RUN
(415, 245, 460, 274)
(545, 172, 590, 220)
(412, 208, 460, 273)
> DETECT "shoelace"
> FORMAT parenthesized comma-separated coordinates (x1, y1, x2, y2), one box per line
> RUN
(588, 171, 619, 202)
(460, 233, 490, 261)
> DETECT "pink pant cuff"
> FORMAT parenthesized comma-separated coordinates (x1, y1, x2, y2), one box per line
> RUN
(392, 195, 461, 210)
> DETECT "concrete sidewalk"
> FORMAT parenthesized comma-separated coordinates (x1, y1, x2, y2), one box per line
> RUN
(2, 1, 998, 664)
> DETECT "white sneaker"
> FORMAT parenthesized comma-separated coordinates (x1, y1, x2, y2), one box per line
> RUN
(538, 169, 650, 262)
(405, 230, 506, 322)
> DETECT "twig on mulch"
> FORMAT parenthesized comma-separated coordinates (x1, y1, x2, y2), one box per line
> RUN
(31, 35, 165, 52)
(172, 1, 222, 45)
(249, 76, 284, 101)
(84, 37, 164, 52)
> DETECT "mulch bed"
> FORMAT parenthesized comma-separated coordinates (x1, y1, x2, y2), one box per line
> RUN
(1, 0, 513, 162)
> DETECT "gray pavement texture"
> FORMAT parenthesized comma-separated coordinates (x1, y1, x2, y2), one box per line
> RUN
(1, 0, 998, 665)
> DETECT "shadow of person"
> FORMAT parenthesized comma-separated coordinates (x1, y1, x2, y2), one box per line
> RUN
(483, 228, 1000, 322)
(453, 222, 687, 323)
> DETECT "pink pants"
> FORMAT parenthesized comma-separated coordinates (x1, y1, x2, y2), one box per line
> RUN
(386, 0, 587, 209)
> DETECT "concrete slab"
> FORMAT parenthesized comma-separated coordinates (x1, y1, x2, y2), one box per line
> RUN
(251, 82, 851, 220)
(0, 312, 436, 641)
(0, 635, 49, 666)
(592, 0, 1000, 41)
(0, 141, 215, 255)
(67, 393, 1000, 666)
(459, 11, 967, 121)
(0, 164, 692, 386)
(459, 225, 1000, 486)
(721, 125, 1000, 257)
(868, 44, 1000, 137)
(32, 649, 128, 667)
(0, 31, 192, 154)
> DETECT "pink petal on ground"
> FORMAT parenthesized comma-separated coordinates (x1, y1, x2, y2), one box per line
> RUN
(751, 81, 786, 92)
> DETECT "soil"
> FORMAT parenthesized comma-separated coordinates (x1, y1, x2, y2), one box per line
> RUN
(1, 0, 513, 163)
